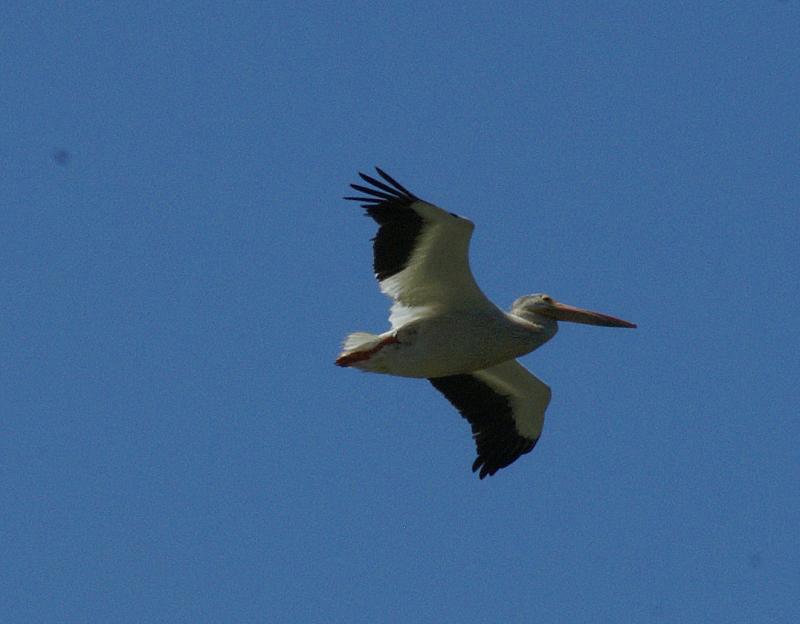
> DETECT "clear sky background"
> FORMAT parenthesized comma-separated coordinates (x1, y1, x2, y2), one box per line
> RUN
(2, 3, 798, 623)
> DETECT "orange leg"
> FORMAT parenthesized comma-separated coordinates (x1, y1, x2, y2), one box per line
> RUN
(335, 335, 400, 367)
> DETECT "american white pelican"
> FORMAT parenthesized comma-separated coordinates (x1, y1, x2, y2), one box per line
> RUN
(337, 168, 636, 479)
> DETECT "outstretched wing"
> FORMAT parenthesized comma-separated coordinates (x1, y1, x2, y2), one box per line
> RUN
(429, 360, 551, 479)
(345, 168, 494, 327)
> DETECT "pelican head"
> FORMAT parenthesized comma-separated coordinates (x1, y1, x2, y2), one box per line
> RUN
(512, 293, 637, 328)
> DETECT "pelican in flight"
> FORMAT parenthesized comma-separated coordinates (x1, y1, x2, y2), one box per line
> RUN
(336, 168, 636, 478)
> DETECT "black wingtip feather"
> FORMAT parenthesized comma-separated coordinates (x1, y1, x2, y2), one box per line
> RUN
(375, 167, 415, 198)
(344, 168, 425, 281)
(357, 171, 407, 198)
(429, 374, 539, 479)
(349, 184, 398, 201)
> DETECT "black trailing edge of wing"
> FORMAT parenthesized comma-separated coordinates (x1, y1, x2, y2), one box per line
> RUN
(344, 167, 425, 281)
(428, 374, 538, 479)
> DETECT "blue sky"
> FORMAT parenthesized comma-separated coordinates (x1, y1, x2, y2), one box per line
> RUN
(2, 2, 798, 622)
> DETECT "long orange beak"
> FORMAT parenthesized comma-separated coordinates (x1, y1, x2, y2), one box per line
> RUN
(545, 302, 637, 328)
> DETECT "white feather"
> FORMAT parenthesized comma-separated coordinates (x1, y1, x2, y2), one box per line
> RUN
(379, 200, 495, 328)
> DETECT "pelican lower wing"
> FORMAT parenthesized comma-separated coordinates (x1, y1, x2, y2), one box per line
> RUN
(428, 360, 551, 479)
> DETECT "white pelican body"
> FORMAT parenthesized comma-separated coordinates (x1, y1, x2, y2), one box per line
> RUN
(337, 168, 635, 478)
(343, 308, 553, 379)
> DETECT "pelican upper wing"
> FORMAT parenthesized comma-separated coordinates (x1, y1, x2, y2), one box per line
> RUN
(428, 360, 551, 479)
(345, 168, 492, 327)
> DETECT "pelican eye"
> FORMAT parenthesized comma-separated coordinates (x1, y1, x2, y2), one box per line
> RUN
(542, 296, 554, 304)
